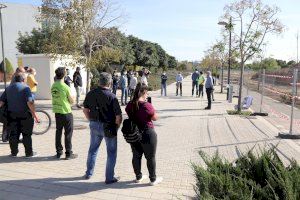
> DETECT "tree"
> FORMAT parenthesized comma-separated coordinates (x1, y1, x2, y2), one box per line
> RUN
(167, 56, 177, 68)
(40, 0, 124, 92)
(223, 0, 284, 111)
(0, 58, 14, 74)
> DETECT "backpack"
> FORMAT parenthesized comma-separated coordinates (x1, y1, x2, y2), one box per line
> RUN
(121, 118, 141, 143)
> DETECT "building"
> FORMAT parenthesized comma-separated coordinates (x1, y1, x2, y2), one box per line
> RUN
(0, 2, 40, 68)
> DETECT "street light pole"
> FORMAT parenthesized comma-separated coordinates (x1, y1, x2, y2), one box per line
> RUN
(0, 4, 7, 88)
(227, 17, 232, 100)
(218, 17, 233, 100)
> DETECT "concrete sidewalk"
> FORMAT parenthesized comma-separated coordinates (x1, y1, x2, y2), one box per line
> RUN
(0, 77, 300, 200)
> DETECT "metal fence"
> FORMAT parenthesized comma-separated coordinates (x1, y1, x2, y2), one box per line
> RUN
(243, 68, 300, 137)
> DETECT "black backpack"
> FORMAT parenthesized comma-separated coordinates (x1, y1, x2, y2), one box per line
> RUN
(121, 117, 141, 143)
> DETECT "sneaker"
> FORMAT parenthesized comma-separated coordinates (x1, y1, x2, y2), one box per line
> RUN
(135, 175, 147, 183)
(25, 152, 38, 159)
(150, 177, 163, 186)
(76, 105, 82, 109)
(65, 153, 78, 160)
(105, 177, 120, 184)
(204, 107, 211, 110)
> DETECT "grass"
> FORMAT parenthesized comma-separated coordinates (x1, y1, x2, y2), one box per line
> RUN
(227, 110, 252, 116)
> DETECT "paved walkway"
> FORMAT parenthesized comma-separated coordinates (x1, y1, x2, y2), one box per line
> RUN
(1, 77, 300, 200)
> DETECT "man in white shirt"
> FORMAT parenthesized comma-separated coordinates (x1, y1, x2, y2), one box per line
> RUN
(129, 72, 138, 99)
(176, 72, 183, 96)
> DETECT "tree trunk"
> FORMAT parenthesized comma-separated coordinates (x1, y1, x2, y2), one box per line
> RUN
(237, 61, 245, 112)
(86, 49, 92, 93)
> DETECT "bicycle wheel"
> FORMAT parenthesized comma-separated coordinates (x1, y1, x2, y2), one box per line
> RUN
(33, 110, 51, 135)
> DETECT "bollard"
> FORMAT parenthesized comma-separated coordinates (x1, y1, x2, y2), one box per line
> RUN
(228, 85, 233, 103)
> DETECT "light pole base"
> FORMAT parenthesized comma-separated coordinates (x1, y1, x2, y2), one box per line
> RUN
(252, 112, 268, 117)
(278, 132, 300, 139)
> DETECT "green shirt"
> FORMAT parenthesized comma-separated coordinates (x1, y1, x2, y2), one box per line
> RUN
(197, 75, 205, 85)
(51, 81, 72, 114)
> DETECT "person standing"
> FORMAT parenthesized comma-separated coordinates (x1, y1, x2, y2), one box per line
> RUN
(83, 72, 122, 184)
(51, 67, 77, 160)
(141, 68, 150, 86)
(64, 69, 73, 87)
(120, 70, 128, 106)
(125, 83, 163, 185)
(129, 72, 138, 100)
(198, 71, 205, 98)
(127, 70, 133, 97)
(176, 72, 183, 96)
(161, 72, 168, 96)
(112, 70, 119, 95)
(191, 69, 200, 97)
(73, 67, 83, 108)
(205, 71, 214, 110)
(27, 68, 38, 100)
(0, 73, 39, 158)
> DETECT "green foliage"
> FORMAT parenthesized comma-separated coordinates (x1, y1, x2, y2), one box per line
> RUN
(0, 58, 14, 74)
(247, 58, 281, 71)
(227, 110, 252, 116)
(193, 149, 300, 200)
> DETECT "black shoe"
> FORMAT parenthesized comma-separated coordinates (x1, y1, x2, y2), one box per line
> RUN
(204, 107, 211, 110)
(121, 103, 125, 106)
(25, 152, 38, 159)
(76, 105, 82, 109)
(56, 153, 62, 159)
(83, 174, 91, 180)
(105, 177, 120, 184)
(65, 153, 78, 160)
(9, 154, 17, 158)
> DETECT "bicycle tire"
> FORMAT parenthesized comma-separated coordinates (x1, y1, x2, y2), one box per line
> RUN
(33, 110, 52, 135)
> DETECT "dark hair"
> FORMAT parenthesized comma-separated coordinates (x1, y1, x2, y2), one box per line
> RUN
(131, 83, 148, 112)
(14, 73, 25, 82)
(200, 71, 203, 74)
(55, 67, 66, 80)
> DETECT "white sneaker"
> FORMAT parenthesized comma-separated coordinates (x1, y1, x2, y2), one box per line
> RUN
(135, 175, 147, 183)
(150, 177, 163, 186)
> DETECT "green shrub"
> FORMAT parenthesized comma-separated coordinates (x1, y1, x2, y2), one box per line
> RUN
(0, 58, 14, 74)
(227, 110, 252, 116)
(193, 149, 300, 200)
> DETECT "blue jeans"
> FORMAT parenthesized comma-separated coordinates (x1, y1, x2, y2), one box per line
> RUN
(86, 121, 117, 182)
(161, 83, 167, 96)
(121, 87, 128, 104)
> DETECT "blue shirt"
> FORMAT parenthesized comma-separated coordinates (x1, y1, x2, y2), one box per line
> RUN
(0, 82, 33, 113)
(120, 75, 128, 89)
(176, 74, 183, 82)
(205, 76, 214, 89)
(192, 72, 200, 82)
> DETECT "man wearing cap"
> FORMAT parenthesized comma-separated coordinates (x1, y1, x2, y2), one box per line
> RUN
(51, 67, 77, 160)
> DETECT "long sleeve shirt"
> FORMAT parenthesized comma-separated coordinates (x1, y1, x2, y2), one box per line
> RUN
(176, 74, 183, 82)
(191, 72, 199, 82)
(205, 76, 214, 89)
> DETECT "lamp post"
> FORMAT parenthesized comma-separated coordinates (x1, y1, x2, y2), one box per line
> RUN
(0, 4, 7, 88)
(218, 17, 233, 100)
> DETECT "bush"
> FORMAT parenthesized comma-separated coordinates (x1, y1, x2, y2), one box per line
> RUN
(193, 149, 300, 200)
(227, 110, 252, 116)
(0, 58, 14, 74)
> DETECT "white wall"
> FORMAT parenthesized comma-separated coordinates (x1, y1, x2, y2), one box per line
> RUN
(1, 3, 40, 68)
(17, 54, 87, 100)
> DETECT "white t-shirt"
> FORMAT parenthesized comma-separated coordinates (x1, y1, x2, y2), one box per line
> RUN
(141, 75, 148, 86)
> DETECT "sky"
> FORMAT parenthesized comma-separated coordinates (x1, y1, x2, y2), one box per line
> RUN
(3, 0, 300, 62)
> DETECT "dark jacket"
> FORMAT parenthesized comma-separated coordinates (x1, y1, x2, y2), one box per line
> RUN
(73, 72, 82, 88)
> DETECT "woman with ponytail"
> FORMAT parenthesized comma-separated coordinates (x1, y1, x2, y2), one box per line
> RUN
(125, 83, 162, 186)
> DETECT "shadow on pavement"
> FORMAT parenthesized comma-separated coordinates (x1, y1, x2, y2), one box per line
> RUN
(0, 177, 150, 199)
(0, 155, 60, 164)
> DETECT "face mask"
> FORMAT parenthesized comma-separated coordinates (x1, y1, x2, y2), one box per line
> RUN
(124, 72, 127, 75)
(163, 73, 166, 75)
